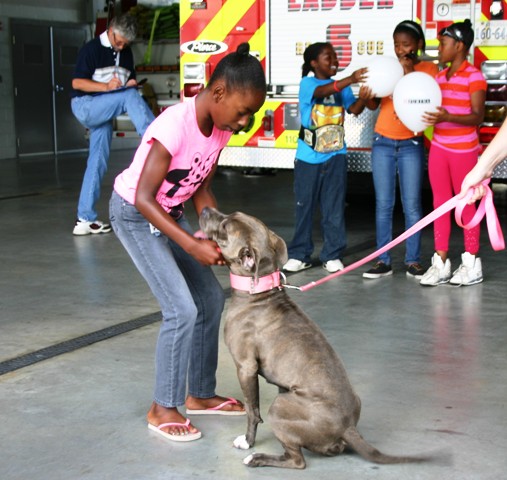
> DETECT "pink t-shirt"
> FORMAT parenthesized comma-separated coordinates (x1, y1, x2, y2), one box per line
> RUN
(114, 96, 232, 212)
(432, 61, 486, 152)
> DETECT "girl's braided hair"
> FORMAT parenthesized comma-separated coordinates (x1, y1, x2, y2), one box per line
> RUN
(208, 43, 266, 93)
(439, 19, 475, 50)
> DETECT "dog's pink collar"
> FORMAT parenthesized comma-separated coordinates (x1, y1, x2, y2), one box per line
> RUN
(229, 271, 282, 294)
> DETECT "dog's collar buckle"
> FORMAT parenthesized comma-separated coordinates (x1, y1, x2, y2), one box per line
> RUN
(230, 271, 282, 294)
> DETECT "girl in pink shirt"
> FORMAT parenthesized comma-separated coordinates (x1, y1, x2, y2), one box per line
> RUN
(110, 43, 266, 442)
(420, 20, 486, 287)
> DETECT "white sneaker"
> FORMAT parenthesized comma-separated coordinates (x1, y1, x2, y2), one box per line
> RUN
(283, 259, 312, 272)
(419, 253, 451, 286)
(450, 252, 483, 286)
(323, 259, 344, 273)
(73, 219, 112, 235)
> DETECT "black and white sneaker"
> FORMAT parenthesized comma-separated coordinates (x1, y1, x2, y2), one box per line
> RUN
(73, 219, 112, 235)
(362, 261, 393, 279)
(283, 259, 312, 272)
(406, 263, 426, 279)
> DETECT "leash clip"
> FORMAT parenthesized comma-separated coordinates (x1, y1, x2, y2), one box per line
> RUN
(280, 271, 302, 291)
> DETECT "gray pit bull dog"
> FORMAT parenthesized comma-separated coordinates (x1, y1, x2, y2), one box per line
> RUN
(199, 207, 432, 469)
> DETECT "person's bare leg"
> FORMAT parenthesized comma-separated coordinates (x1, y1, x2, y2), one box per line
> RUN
(436, 249, 448, 261)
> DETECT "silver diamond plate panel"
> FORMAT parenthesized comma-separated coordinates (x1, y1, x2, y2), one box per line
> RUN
(343, 107, 378, 148)
(219, 146, 373, 172)
(493, 159, 507, 179)
(219, 147, 295, 169)
(347, 150, 373, 172)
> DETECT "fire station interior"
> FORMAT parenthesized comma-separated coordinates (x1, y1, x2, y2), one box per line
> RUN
(1, 1, 507, 480)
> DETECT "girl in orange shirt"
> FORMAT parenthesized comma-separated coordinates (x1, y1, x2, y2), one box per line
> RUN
(362, 20, 438, 280)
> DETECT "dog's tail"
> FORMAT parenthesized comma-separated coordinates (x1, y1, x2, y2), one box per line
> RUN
(342, 427, 429, 464)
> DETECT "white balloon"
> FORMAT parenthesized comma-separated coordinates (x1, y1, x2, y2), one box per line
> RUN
(363, 56, 404, 97)
(393, 72, 442, 134)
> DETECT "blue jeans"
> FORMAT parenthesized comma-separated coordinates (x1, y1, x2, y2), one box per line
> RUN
(109, 191, 225, 407)
(72, 89, 155, 221)
(371, 134, 424, 265)
(287, 154, 347, 263)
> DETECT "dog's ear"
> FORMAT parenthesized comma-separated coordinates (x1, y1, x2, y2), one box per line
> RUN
(269, 230, 288, 268)
(238, 245, 259, 276)
(238, 245, 263, 279)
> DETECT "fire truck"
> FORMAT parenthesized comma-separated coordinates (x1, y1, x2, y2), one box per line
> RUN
(179, 0, 506, 176)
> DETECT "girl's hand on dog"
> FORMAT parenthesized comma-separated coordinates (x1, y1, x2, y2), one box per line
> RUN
(188, 238, 226, 266)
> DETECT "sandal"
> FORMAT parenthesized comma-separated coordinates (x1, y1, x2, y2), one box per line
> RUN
(186, 397, 246, 416)
(148, 418, 202, 442)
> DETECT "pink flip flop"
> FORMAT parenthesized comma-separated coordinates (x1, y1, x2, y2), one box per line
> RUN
(186, 397, 246, 416)
(148, 418, 202, 442)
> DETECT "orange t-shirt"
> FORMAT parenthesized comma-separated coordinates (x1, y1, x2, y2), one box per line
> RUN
(374, 61, 439, 140)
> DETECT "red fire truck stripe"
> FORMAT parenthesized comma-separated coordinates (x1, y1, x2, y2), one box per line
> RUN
(213, 0, 264, 64)
(181, 1, 265, 69)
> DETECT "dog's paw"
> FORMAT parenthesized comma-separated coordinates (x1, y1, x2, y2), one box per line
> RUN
(233, 435, 251, 450)
(243, 454, 255, 465)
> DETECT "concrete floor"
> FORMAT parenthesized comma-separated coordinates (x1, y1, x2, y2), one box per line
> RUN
(1, 150, 506, 480)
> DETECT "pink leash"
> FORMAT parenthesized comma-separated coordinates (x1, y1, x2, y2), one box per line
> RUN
(296, 181, 505, 292)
